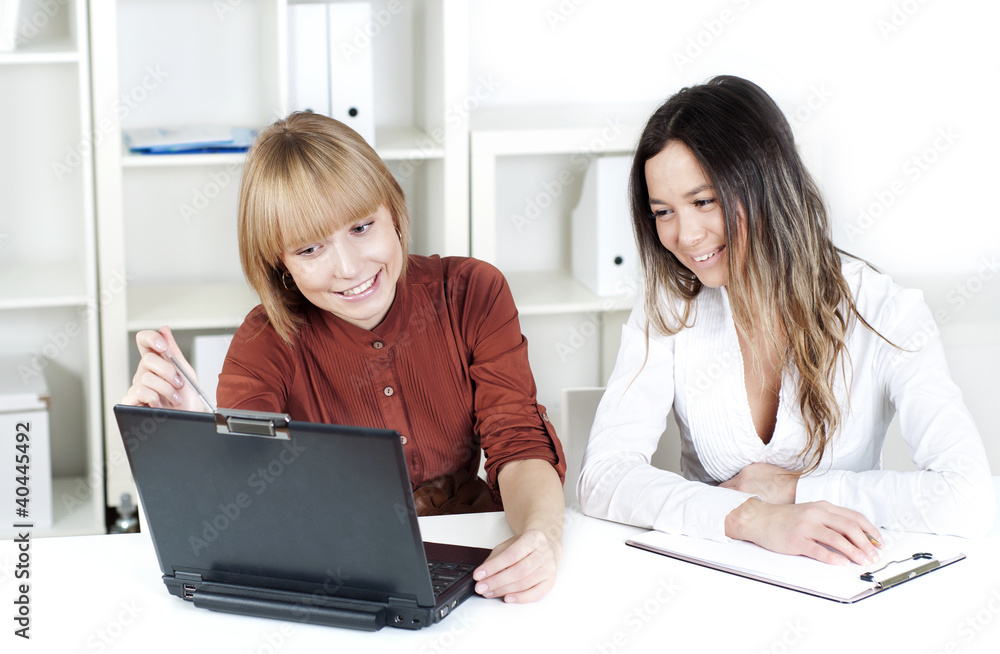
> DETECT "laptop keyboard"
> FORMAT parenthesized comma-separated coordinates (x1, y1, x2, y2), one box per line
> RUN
(427, 560, 475, 597)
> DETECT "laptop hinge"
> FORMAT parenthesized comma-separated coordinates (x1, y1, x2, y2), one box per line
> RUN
(387, 596, 420, 608)
(214, 409, 291, 440)
(175, 571, 203, 583)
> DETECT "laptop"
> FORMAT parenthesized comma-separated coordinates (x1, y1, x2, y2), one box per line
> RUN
(113, 404, 492, 631)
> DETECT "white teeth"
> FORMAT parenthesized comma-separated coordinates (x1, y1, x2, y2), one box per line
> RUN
(693, 247, 721, 263)
(340, 276, 375, 296)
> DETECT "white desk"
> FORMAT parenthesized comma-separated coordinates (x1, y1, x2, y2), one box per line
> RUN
(3, 481, 1000, 653)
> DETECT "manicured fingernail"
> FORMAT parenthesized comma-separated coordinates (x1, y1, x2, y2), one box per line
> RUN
(173, 375, 184, 388)
(474, 570, 485, 580)
(171, 393, 182, 406)
(475, 583, 487, 594)
(504, 595, 516, 603)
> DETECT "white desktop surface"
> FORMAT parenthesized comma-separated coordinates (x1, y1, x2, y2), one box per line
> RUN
(3, 482, 1000, 653)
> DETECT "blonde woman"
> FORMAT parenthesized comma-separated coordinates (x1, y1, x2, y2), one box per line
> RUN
(578, 76, 994, 565)
(123, 112, 565, 603)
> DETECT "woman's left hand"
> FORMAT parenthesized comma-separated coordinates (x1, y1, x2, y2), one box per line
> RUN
(720, 462, 801, 504)
(472, 528, 562, 603)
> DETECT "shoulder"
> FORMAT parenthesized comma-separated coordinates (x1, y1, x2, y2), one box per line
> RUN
(839, 253, 932, 332)
(407, 254, 508, 299)
(228, 304, 297, 362)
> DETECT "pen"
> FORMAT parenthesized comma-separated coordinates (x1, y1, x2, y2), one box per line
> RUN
(166, 353, 216, 413)
(864, 532, 882, 547)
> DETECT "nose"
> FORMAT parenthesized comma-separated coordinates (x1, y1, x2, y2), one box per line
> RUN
(677, 212, 706, 249)
(328, 238, 362, 279)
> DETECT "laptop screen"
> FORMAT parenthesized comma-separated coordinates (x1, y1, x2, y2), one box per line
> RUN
(114, 405, 437, 608)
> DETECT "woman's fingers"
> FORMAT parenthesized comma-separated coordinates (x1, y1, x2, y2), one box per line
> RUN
(726, 498, 883, 565)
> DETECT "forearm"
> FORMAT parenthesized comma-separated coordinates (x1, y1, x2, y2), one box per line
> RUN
(795, 463, 996, 537)
(497, 458, 565, 543)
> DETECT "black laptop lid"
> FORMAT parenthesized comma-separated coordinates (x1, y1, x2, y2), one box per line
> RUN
(114, 405, 436, 608)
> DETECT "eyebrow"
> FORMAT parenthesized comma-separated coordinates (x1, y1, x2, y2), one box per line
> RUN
(649, 184, 715, 204)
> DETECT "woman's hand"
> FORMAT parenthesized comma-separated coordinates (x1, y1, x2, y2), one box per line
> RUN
(482, 458, 565, 603)
(725, 497, 883, 565)
(720, 462, 800, 504)
(473, 528, 562, 604)
(120, 326, 208, 412)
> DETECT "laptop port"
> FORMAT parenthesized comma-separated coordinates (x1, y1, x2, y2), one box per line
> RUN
(393, 614, 403, 624)
(182, 584, 196, 599)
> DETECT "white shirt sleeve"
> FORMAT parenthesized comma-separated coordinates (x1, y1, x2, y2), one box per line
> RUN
(795, 281, 996, 537)
(577, 304, 754, 541)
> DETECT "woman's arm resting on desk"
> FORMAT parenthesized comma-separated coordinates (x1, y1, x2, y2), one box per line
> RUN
(121, 326, 209, 412)
(473, 459, 564, 604)
(725, 497, 882, 566)
(720, 462, 800, 504)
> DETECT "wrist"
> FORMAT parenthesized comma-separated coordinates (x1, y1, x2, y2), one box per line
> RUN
(725, 497, 764, 541)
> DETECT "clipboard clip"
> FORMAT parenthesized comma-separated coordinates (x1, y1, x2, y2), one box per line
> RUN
(860, 552, 939, 589)
(214, 408, 292, 440)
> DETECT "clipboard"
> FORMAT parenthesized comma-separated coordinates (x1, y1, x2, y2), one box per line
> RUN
(626, 529, 966, 603)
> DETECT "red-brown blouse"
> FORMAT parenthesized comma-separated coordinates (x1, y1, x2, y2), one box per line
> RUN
(217, 255, 566, 508)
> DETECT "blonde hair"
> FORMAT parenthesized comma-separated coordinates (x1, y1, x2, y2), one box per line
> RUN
(238, 112, 409, 346)
(630, 76, 882, 474)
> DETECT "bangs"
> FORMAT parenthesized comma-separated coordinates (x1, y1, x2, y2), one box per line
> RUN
(254, 137, 389, 262)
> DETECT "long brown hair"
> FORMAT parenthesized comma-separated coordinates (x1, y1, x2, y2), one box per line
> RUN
(238, 112, 409, 346)
(630, 75, 870, 473)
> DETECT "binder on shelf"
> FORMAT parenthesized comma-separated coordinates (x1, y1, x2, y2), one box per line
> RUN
(327, 2, 376, 146)
(571, 155, 640, 297)
(285, 1, 376, 147)
(0, 0, 22, 52)
(626, 528, 966, 603)
(287, 2, 330, 116)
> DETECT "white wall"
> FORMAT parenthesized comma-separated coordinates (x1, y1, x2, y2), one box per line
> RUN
(467, 0, 1000, 472)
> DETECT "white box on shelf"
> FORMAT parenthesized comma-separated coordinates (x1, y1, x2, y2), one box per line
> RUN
(571, 155, 640, 297)
(0, 355, 53, 528)
(193, 334, 234, 409)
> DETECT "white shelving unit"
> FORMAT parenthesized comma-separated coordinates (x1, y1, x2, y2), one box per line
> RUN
(0, 0, 105, 538)
(469, 103, 652, 413)
(91, 0, 470, 507)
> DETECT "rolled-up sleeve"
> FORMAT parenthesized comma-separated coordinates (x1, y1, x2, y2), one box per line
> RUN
(456, 261, 566, 495)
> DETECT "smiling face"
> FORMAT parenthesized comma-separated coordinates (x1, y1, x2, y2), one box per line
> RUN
(645, 140, 740, 288)
(280, 205, 403, 330)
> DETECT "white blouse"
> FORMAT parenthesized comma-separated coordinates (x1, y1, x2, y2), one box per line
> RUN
(578, 257, 995, 541)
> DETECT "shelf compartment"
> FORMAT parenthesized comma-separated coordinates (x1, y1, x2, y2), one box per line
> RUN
(505, 269, 636, 317)
(126, 281, 260, 332)
(0, 262, 91, 309)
